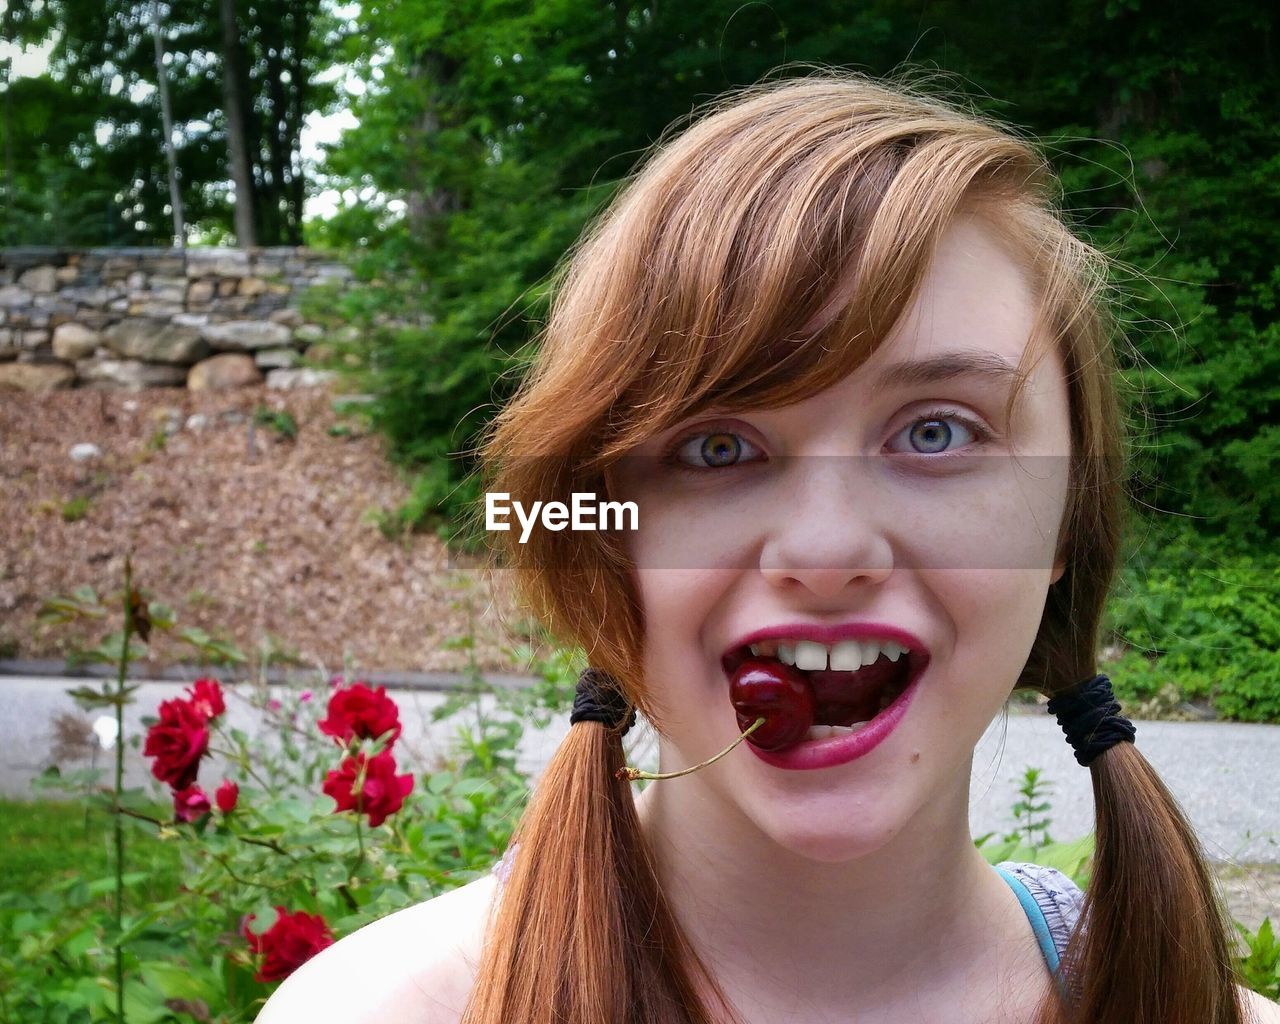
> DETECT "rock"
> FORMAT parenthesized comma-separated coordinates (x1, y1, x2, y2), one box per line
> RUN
(0, 329, 16, 359)
(52, 322, 100, 361)
(76, 359, 188, 390)
(188, 353, 263, 391)
(266, 367, 337, 390)
(17, 265, 58, 293)
(314, 263, 354, 283)
(104, 318, 209, 364)
(62, 285, 123, 308)
(254, 346, 301, 369)
(0, 362, 77, 391)
(238, 276, 268, 296)
(150, 284, 186, 304)
(187, 280, 215, 304)
(131, 301, 186, 318)
(126, 271, 147, 289)
(217, 279, 238, 297)
(251, 261, 285, 279)
(269, 307, 304, 328)
(147, 256, 186, 276)
(151, 406, 183, 435)
(55, 266, 79, 285)
(185, 413, 210, 431)
(0, 285, 32, 307)
(171, 313, 209, 328)
(201, 319, 291, 351)
(22, 330, 51, 349)
(101, 257, 138, 281)
(293, 323, 324, 344)
(69, 442, 102, 462)
(186, 251, 251, 278)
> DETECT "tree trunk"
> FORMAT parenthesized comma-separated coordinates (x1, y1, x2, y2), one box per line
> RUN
(219, 0, 257, 246)
(404, 49, 461, 240)
(150, 0, 186, 249)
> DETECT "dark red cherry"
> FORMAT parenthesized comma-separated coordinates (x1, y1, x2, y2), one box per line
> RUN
(729, 658, 817, 751)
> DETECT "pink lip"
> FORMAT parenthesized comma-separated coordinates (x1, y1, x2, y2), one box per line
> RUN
(744, 663, 924, 771)
(720, 621, 929, 674)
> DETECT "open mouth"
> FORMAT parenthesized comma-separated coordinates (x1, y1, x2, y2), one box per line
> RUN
(721, 643, 926, 732)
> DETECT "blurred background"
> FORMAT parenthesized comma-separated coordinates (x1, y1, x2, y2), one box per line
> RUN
(2, 0, 1277, 716)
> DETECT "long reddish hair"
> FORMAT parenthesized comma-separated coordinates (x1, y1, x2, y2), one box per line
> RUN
(462, 68, 1249, 1024)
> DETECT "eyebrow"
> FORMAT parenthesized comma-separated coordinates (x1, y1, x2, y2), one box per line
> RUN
(873, 350, 1024, 391)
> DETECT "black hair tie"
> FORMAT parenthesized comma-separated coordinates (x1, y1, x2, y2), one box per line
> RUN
(1047, 673, 1136, 767)
(569, 667, 637, 736)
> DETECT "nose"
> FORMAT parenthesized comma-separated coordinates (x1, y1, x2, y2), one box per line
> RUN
(757, 456, 894, 599)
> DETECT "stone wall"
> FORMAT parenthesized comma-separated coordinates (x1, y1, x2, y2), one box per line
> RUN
(0, 247, 356, 392)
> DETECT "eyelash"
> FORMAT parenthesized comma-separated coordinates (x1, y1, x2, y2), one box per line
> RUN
(659, 407, 994, 473)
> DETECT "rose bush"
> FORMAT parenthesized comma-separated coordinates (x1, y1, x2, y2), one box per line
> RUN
(142, 694, 212, 789)
(317, 681, 402, 745)
(6, 571, 584, 1022)
(242, 907, 336, 983)
(173, 783, 212, 823)
(322, 749, 415, 827)
(216, 778, 240, 814)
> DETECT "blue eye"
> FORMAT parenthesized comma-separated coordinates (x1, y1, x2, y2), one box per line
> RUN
(663, 429, 764, 471)
(660, 408, 992, 473)
(889, 407, 991, 458)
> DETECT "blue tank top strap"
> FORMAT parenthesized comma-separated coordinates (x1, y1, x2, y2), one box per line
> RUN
(993, 865, 1075, 998)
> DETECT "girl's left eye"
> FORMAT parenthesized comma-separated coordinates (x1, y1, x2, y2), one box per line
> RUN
(661, 408, 992, 472)
(886, 407, 992, 459)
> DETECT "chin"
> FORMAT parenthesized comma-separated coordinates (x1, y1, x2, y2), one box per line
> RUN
(754, 805, 905, 865)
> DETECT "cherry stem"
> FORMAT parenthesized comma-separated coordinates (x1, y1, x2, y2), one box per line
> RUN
(614, 717, 767, 782)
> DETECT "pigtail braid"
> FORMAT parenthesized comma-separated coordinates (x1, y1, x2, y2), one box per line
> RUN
(1052, 741, 1246, 1023)
(460, 719, 741, 1024)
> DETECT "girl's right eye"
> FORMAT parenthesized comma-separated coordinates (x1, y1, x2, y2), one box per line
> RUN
(662, 428, 764, 472)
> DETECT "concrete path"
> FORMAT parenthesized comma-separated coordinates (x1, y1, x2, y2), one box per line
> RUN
(2, 670, 1277, 864)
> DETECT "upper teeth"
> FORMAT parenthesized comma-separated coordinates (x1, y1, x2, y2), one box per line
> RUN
(747, 638, 909, 671)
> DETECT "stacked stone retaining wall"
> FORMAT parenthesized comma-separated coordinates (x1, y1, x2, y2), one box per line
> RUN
(0, 247, 355, 392)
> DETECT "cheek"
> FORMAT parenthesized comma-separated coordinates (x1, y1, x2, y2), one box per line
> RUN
(926, 568, 1052, 717)
(885, 465, 1068, 573)
(632, 567, 739, 699)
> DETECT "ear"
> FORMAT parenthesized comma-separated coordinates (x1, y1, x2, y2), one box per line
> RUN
(1051, 555, 1066, 586)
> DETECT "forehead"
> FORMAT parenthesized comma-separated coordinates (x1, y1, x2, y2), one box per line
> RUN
(867, 213, 1041, 376)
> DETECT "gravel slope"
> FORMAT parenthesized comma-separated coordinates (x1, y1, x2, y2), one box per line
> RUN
(0, 382, 539, 677)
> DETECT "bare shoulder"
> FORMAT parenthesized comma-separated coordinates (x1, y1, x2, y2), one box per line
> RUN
(1240, 985, 1280, 1024)
(253, 871, 500, 1024)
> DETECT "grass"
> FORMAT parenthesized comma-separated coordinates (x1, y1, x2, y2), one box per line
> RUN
(0, 798, 182, 901)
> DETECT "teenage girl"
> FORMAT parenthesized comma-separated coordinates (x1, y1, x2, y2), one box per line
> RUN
(257, 70, 1280, 1024)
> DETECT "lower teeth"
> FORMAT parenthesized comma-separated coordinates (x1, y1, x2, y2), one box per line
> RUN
(806, 721, 872, 740)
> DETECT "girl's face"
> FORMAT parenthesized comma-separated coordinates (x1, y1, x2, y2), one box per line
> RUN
(608, 214, 1074, 863)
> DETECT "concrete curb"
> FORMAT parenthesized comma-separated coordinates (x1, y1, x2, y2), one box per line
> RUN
(0, 657, 538, 692)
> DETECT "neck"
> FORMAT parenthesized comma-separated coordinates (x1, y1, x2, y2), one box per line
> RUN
(632, 763, 1026, 1020)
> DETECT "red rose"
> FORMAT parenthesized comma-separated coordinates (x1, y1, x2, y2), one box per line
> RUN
(322, 749, 414, 827)
(215, 779, 239, 814)
(317, 682, 401, 747)
(173, 784, 211, 823)
(144, 697, 210, 790)
(186, 677, 225, 720)
(240, 907, 334, 983)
